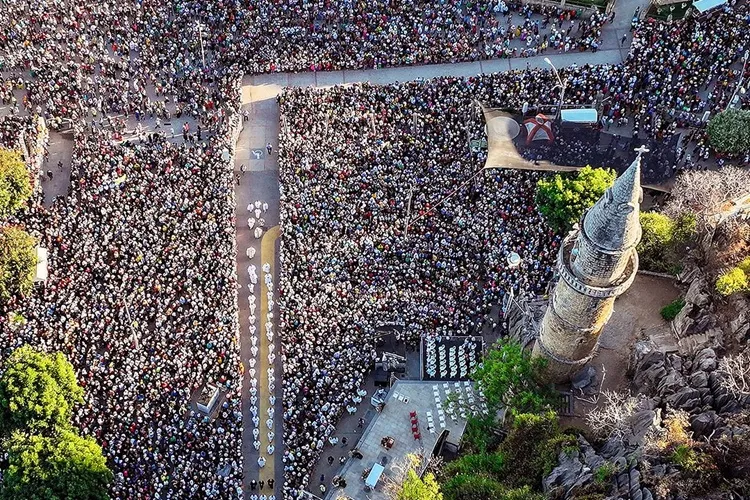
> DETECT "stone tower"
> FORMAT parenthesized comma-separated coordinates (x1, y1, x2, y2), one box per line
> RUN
(533, 149, 646, 382)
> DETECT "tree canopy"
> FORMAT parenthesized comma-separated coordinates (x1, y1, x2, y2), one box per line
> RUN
(706, 109, 750, 155)
(0, 148, 32, 218)
(535, 166, 616, 232)
(1, 429, 112, 500)
(0, 346, 84, 435)
(398, 470, 443, 500)
(0, 226, 38, 302)
(471, 339, 554, 414)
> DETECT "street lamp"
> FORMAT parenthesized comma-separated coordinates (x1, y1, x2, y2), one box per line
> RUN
(544, 57, 566, 120)
(196, 22, 206, 68)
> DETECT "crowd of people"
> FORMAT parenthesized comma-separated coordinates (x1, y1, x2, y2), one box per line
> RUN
(276, 4, 750, 491)
(0, 0, 749, 497)
(1, 80, 246, 497)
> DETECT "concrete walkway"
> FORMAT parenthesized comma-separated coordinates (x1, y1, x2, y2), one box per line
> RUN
(245, 48, 625, 89)
(234, 85, 284, 498)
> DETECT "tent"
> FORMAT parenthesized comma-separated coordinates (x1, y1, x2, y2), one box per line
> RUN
(365, 463, 385, 488)
(523, 114, 554, 144)
(561, 108, 598, 124)
(693, 0, 727, 12)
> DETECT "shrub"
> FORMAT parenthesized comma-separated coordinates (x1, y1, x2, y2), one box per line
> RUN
(715, 266, 749, 296)
(594, 462, 617, 485)
(441, 474, 506, 500)
(443, 452, 505, 479)
(671, 444, 700, 472)
(660, 299, 685, 321)
(441, 475, 544, 500)
(638, 211, 695, 273)
(498, 411, 576, 489)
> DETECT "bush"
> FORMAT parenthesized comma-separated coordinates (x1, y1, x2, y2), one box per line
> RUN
(660, 299, 685, 321)
(441, 474, 506, 500)
(443, 452, 505, 479)
(498, 411, 577, 489)
(0, 148, 32, 217)
(638, 211, 695, 273)
(442, 475, 544, 500)
(0, 226, 38, 301)
(715, 266, 750, 296)
(594, 462, 617, 485)
(536, 166, 616, 232)
(707, 109, 750, 156)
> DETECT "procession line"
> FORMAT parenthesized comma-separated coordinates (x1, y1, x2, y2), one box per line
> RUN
(258, 225, 280, 484)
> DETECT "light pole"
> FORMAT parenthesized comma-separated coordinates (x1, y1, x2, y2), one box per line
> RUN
(544, 57, 566, 120)
(197, 22, 206, 68)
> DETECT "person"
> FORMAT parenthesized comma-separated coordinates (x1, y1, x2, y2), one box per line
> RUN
(266, 142, 273, 155)
(259, 456, 266, 468)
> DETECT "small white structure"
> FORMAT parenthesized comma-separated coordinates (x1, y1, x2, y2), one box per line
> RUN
(34, 247, 48, 285)
(196, 384, 220, 414)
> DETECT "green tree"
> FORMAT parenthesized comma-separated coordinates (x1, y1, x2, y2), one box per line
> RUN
(398, 470, 443, 500)
(0, 148, 32, 218)
(0, 346, 84, 435)
(1, 429, 112, 499)
(535, 166, 616, 232)
(707, 109, 750, 155)
(471, 339, 554, 414)
(0, 226, 38, 301)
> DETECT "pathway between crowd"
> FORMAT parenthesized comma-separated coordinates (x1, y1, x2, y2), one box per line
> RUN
(234, 88, 283, 499)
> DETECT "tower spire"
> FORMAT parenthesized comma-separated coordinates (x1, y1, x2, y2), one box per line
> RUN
(582, 150, 644, 252)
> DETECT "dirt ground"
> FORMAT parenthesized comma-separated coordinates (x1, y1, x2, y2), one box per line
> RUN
(560, 273, 680, 431)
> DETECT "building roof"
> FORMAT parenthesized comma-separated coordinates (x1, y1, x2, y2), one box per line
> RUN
(582, 152, 644, 252)
(332, 380, 472, 500)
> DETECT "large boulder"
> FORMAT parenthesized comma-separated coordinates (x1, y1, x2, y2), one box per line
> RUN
(694, 348, 718, 372)
(542, 450, 591, 499)
(685, 278, 711, 307)
(656, 369, 686, 396)
(691, 411, 722, 436)
(571, 365, 597, 390)
(666, 388, 702, 410)
(689, 370, 709, 388)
